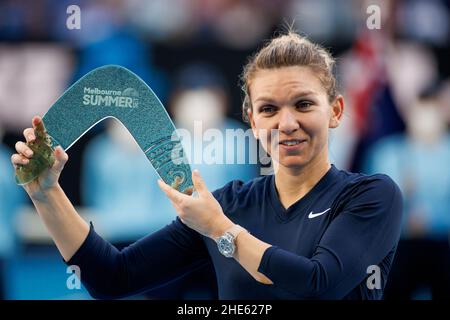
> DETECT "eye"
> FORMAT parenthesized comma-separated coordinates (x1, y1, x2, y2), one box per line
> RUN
(295, 100, 313, 109)
(259, 105, 277, 114)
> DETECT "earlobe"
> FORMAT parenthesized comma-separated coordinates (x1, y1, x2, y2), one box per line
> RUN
(329, 95, 344, 129)
(329, 118, 340, 129)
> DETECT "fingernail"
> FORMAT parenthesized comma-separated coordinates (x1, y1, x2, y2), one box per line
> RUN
(28, 135, 34, 141)
(26, 150, 33, 156)
(23, 158, 29, 164)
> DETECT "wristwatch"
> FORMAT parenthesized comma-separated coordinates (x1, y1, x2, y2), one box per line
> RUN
(216, 225, 248, 258)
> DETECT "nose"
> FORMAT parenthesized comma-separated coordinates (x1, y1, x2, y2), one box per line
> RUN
(278, 107, 299, 134)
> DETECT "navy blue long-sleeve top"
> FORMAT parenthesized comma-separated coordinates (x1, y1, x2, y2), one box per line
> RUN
(65, 165, 403, 299)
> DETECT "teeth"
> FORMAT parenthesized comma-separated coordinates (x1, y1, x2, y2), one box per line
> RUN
(281, 140, 301, 146)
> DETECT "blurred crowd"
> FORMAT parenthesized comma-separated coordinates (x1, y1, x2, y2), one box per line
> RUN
(0, 0, 450, 299)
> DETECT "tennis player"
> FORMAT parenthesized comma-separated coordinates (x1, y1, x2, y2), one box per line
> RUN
(11, 31, 402, 299)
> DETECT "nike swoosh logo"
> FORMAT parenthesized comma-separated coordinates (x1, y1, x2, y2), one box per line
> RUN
(308, 208, 331, 219)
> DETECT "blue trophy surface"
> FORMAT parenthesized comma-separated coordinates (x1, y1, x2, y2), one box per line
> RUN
(15, 65, 193, 194)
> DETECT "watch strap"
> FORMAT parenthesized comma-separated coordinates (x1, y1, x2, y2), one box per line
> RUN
(225, 224, 247, 239)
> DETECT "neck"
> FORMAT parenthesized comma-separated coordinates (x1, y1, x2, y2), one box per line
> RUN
(274, 154, 331, 209)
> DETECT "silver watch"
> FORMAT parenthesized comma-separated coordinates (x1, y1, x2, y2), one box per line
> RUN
(216, 225, 247, 258)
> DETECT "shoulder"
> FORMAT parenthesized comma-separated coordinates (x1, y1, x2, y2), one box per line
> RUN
(340, 169, 401, 196)
(212, 175, 270, 211)
(333, 168, 403, 218)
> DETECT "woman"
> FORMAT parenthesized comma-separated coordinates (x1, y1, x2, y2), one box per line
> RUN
(11, 32, 402, 299)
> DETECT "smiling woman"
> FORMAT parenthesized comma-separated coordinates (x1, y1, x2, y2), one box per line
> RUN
(239, 32, 345, 208)
(11, 30, 403, 300)
(247, 66, 341, 175)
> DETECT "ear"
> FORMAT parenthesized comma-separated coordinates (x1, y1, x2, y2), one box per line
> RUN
(329, 95, 344, 129)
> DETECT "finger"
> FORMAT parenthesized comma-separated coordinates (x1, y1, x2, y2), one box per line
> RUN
(158, 179, 186, 204)
(11, 154, 30, 166)
(32, 116, 45, 134)
(52, 146, 68, 172)
(15, 141, 33, 158)
(192, 169, 208, 196)
(23, 128, 35, 143)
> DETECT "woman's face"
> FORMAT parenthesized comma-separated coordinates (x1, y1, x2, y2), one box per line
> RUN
(247, 66, 343, 170)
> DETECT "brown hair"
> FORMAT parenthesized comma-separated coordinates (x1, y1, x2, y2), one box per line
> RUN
(240, 31, 337, 122)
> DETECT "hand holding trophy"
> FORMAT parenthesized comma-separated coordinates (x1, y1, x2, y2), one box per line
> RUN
(12, 116, 69, 198)
(15, 116, 55, 185)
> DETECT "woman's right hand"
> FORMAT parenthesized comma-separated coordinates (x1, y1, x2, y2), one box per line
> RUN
(11, 116, 69, 199)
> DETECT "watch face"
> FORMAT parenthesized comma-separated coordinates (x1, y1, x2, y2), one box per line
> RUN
(217, 235, 234, 257)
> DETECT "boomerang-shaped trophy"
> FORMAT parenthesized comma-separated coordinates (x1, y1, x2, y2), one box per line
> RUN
(15, 65, 193, 194)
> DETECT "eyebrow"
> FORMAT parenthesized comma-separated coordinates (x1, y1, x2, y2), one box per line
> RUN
(253, 90, 318, 104)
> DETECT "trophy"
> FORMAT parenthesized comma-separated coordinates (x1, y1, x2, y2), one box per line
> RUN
(15, 65, 193, 194)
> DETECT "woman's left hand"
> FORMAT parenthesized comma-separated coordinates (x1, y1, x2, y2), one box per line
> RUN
(158, 170, 234, 239)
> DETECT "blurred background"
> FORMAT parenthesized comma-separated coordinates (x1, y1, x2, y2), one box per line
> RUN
(0, 0, 449, 300)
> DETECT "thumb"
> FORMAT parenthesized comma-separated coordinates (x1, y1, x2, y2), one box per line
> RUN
(192, 169, 207, 196)
(52, 146, 69, 172)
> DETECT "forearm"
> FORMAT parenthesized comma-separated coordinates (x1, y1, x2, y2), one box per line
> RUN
(234, 231, 273, 285)
(233, 233, 328, 296)
(29, 184, 89, 262)
(209, 216, 273, 285)
(66, 217, 213, 299)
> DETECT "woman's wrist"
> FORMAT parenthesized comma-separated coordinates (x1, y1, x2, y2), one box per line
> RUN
(29, 183, 61, 203)
(209, 216, 235, 240)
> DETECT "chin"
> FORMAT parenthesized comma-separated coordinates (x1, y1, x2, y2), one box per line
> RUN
(278, 156, 310, 170)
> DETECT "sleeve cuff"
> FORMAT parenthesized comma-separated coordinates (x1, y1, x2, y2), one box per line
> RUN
(257, 245, 278, 276)
(63, 221, 96, 265)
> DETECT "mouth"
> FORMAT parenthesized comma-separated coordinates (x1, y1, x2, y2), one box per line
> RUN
(279, 139, 307, 146)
